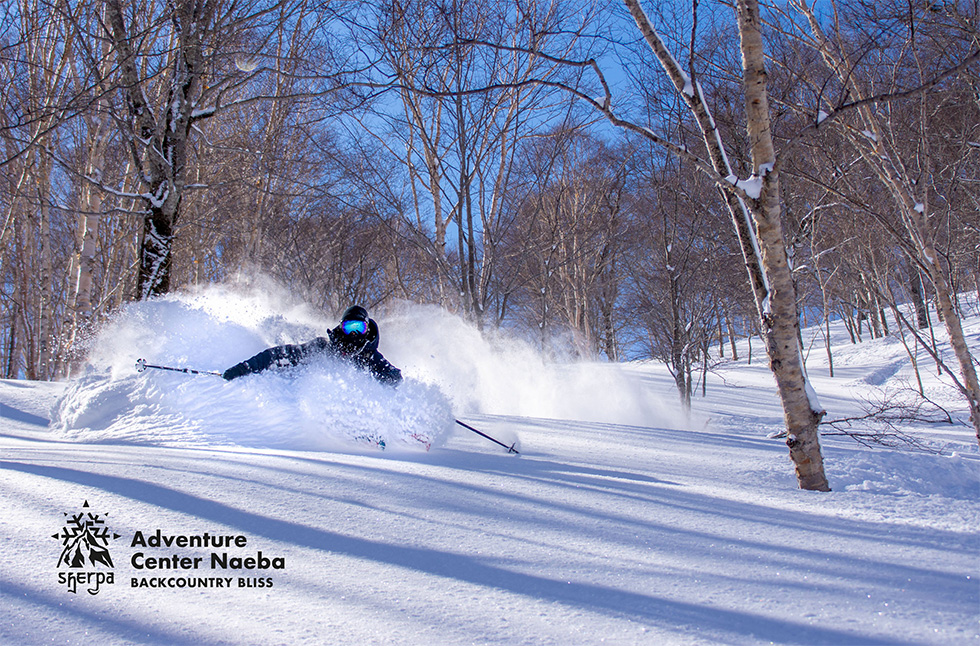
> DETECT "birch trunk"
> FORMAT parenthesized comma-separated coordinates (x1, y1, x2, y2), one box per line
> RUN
(65, 113, 110, 377)
(36, 152, 54, 379)
(736, 0, 829, 490)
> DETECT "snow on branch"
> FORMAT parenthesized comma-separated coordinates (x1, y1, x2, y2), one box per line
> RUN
(725, 163, 774, 201)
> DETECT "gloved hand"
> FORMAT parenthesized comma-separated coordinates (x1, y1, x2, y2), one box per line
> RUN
(222, 363, 250, 381)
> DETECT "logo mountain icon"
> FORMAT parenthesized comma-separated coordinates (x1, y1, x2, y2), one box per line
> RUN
(53, 500, 121, 569)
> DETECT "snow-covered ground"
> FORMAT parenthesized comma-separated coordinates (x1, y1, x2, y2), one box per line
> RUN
(1, 286, 977, 645)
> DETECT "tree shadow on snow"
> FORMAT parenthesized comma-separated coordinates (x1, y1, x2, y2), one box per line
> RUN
(1, 459, 923, 646)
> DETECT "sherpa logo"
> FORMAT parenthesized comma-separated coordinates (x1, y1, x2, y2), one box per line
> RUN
(53, 500, 121, 594)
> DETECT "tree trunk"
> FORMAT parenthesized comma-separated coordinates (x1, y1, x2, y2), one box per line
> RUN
(825, 315, 834, 378)
(727, 316, 739, 361)
(701, 338, 709, 397)
(923, 235, 980, 443)
(106, 0, 209, 299)
(5, 301, 17, 379)
(718, 314, 725, 358)
(736, 0, 829, 490)
(909, 265, 930, 329)
(669, 264, 690, 410)
(36, 152, 54, 380)
(137, 208, 177, 298)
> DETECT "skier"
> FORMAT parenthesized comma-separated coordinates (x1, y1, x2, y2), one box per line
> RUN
(221, 305, 402, 386)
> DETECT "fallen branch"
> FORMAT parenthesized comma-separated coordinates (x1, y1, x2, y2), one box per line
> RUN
(817, 385, 959, 454)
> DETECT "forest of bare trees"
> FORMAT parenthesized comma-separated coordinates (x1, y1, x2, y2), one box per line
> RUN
(1, 0, 978, 488)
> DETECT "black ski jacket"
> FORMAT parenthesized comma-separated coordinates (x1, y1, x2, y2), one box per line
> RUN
(222, 318, 402, 386)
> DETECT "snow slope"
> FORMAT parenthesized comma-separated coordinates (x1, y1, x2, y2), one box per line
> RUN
(1, 286, 977, 645)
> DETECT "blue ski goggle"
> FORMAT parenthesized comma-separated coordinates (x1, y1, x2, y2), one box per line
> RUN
(341, 319, 368, 336)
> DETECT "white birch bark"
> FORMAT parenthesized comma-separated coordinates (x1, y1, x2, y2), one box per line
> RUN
(736, 0, 829, 490)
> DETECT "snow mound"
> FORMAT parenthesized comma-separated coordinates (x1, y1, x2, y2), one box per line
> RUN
(53, 363, 452, 451)
(832, 449, 980, 499)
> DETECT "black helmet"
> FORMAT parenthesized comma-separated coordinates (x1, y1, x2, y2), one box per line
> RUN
(339, 305, 369, 337)
(341, 305, 369, 323)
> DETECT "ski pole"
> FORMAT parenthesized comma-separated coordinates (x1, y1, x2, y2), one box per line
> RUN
(455, 419, 519, 454)
(135, 358, 223, 377)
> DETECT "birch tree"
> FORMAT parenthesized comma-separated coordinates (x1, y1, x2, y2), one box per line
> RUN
(789, 0, 980, 444)
(609, 0, 831, 490)
(0, 0, 80, 379)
